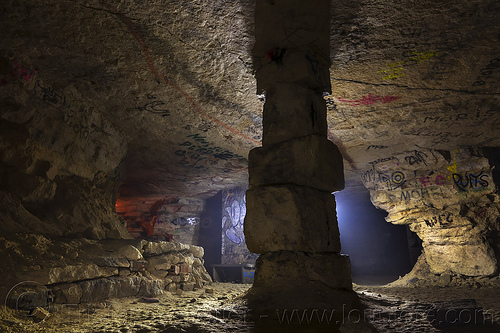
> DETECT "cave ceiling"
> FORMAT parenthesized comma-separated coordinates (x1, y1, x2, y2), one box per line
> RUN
(1, 0, 500, 199)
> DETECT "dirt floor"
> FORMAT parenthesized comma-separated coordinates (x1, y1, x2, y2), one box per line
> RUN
(1, 283, 499, 332)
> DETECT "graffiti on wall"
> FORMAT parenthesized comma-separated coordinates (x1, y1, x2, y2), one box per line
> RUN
(33, 80, 67, 108)
(337, 94, 399, 106)
(362, 149, 494, 207)
(422, 109, 497, 125)
(117, 196, 205, 243)
(0, 61, 37, 86)
(378, 51, 437, 80)
(451, 172, 489, 191)
(362, 167, 407, 192)
(106, 3, 261, 145)
(136, 94, 170, 117)
(221, 187, 256, 265)
(175, 133, 246, 172)
(324, 97, 337, 111)
(472, 58, 500, 86)
(367, 145, 389, 150)
(400, 127, 484, 144)
(32, 80, 113, 143)
(222, 188, 246, 246)
(423, 211, 454, 227)
(362, 150, 441, 191)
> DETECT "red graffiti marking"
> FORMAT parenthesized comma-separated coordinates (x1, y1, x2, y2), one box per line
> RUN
(103, 4, 261, 145)
(337, 94, 399, 106)
(419, 175, 446, 187)
(0, 62, 37, 86)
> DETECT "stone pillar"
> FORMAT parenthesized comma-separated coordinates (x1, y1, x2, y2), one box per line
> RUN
(244, 0, 353, 305)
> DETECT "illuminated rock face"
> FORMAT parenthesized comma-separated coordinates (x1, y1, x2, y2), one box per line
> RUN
(244, 0, 352, 300)
(0, 117, 129, 239)
(362, 148, 500, 276)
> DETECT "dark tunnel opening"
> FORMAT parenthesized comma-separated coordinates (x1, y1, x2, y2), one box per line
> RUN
(335, 188, 422, 285)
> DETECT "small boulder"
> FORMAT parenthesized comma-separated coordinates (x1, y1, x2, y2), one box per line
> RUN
(188, 245, 204, 259)
(118, 245, 143, 260)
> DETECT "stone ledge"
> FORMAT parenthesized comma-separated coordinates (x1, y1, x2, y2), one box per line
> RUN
(1, 235, 212, 306)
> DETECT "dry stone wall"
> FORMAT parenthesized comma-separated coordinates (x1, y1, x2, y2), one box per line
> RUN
(1, 234, 212, 308)
(361, 147, 500, 277)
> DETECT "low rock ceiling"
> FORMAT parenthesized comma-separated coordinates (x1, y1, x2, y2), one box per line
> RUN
(2, 0, 500, 199)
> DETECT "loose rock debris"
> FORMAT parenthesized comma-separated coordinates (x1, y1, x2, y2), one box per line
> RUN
(1, 283, 499, 332)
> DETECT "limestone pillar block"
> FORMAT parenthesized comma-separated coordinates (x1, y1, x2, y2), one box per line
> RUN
(255, 51, 331, 94)
(249, 134, 344, 192)
(253, 0, 331, 93)
(244, 185, 341, 254)
(253, 0, 330, 53)
(253, 251, 352, 291)
(262, 84, 328, 145)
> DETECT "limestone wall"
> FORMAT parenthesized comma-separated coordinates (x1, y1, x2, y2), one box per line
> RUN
(361, 147, 500, 277)
(0, 74, 130, 239)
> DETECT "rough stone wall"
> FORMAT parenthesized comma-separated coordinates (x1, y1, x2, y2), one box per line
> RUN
(0, 35, 130, 239)
(1, 234, 212, 307)
(362, 147, 500, 277)
(2, 0, 500, 204)
(0, 110, 129, 239)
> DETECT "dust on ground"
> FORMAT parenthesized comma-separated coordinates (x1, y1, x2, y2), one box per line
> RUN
(1, 282, 500, 332)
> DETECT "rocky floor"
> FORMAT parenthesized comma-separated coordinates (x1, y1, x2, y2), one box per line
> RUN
(1, 282, 500, 332)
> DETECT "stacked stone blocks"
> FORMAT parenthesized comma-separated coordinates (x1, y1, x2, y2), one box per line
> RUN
(245, 0, 352, 291)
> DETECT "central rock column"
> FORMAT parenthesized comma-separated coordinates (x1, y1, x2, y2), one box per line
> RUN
(244, 0, 353, 306)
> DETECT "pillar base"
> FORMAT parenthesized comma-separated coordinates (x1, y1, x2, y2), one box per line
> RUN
(253, 251, 352, 291)
(245, 252, 358, 332)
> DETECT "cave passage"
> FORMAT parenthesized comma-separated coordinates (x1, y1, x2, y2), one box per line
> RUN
(336, 189, 419, 285)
